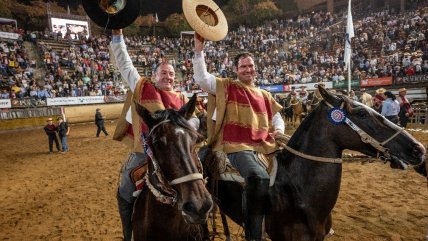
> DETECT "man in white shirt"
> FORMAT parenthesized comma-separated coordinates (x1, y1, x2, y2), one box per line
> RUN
(193, 34, 284, 241)
(110, 29, 198, 241)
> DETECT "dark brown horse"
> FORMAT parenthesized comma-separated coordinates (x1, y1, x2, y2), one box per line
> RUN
(132, 95, 213, 241)
(204, 86, 426, 241)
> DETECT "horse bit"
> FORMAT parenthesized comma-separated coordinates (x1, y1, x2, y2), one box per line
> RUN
(144, 119, 203, 205)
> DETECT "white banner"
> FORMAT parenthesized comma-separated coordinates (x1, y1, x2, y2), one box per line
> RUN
(0, 31, 19, 40)
(289, 82, 333, 91)
(0, 99, 11, 108)
(47, 96, 105, 106)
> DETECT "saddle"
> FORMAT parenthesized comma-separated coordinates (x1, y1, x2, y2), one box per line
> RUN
(130, 163, 148, 197)
(205, 133, 291, 186)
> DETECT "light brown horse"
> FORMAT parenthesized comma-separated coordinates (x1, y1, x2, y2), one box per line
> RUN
(289, 95, 304, 126)
(132, 95, 213, 241)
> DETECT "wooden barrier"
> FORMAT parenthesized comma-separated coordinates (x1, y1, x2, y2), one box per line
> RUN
(408, 104, 428, 129)
(0, 103, 124, 131)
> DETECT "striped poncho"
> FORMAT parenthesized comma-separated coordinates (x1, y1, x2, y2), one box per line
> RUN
(113, 77, 187, 153)
(207, 78, 282, 154)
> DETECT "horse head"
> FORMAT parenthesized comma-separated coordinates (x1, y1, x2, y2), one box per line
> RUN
(317, 86, 426, 170)
(135, 94, 213, 224)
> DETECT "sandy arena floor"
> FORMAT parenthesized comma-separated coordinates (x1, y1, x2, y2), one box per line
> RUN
(0, 121, 427, 241)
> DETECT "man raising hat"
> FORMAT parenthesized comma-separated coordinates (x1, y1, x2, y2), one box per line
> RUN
(193, 34, 284, 241)
(110, 29, 199, 241)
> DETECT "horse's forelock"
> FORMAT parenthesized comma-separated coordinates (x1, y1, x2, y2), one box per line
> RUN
(153, 109, 202, 141)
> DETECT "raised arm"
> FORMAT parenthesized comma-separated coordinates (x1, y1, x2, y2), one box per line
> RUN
(192, 34, 216, 95)
(110, 29, 140, 92)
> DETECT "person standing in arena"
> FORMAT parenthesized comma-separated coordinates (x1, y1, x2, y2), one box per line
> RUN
(95, 108, 109, 137)
(381, 91, 400, 124)
(397, 88, 413, 128)
(193, 34, 284, 241)
(110, 28, 199, 241)
(57, 114, 70, 153)
(44, 117, 60, 153)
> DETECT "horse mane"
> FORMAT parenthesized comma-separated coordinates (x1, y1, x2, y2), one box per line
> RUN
(286, 100, 325, 147)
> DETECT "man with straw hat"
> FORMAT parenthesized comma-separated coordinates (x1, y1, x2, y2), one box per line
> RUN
(397, 87, 413, 128)
(44, 117, 60, 154)
(193, 34, 284, 241)
(110, 28, 199, 241)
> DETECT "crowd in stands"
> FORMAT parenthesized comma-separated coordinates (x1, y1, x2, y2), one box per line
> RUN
(0, 2, 427, 100)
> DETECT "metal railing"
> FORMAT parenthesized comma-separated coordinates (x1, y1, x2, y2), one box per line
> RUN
(0, 107, 62, 120)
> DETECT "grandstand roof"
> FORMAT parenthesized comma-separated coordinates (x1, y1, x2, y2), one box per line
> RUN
(0, 18, 17, 29)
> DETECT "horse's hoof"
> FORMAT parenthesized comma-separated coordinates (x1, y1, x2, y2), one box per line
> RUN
(325, 228, 335, 238)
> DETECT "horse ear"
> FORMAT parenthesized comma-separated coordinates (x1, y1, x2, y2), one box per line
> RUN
(318, 85, 341, 106)
(178, 94, 197, 120)
(134, 101, 156, 129)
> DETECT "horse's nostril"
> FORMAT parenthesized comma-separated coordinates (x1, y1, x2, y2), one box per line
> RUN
(413, 144, 426, 157)
(182, 201, 197, 215)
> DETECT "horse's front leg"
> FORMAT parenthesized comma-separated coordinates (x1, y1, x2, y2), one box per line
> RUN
(266, 213, 328, 241)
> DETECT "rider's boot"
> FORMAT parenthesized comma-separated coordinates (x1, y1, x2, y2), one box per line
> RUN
(117, 191, 134, 241)
(243, 176, 269, 241)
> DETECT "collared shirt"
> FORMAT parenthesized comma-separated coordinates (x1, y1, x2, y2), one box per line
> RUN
(381, 98, 400, 117)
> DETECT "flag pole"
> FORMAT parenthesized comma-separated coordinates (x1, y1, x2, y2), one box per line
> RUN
(348, 56, 351, 93)
(344, 0, 354, 93)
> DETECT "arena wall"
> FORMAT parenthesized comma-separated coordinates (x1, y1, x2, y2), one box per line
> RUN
(0, 103, 124, 131)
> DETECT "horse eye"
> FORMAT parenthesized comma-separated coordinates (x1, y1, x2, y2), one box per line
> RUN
(358, 109, 368, 117)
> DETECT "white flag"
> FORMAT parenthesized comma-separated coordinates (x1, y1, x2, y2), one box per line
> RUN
(344, 0, 354, 70)
(155, 13, 159, 23)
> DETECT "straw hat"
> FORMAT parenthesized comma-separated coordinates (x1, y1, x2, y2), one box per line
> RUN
(375, 88, 386, 94)
(183, 0, 228, 41)
(82, 0, 141, 29)
(398, 88, 407, 92)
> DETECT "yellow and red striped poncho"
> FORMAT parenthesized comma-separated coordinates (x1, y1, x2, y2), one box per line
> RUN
(207, 78, 282, 154)
(113, 77, 187, 153)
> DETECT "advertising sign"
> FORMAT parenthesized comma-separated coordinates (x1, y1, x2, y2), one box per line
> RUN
(333, 79, 360, 89)
(395, 74, 428, 85)
(284, 82, 333, 92)
(0, 99, 11, 108)
(47, 96, 105, 106)
(0, 31, 19, 40)
(259, 85, 284, 93)
(360, 77, 392, 87)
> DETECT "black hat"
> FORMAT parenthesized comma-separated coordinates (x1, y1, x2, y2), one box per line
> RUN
(82, 0, 141, 29)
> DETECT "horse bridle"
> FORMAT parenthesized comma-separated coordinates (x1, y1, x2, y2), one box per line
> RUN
(283, 97, 416, 166)
(323, 100, 408, 164)
(144, 119, 204, 205)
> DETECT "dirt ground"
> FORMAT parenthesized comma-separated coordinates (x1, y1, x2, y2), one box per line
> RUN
(1, 121, 427, 241)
